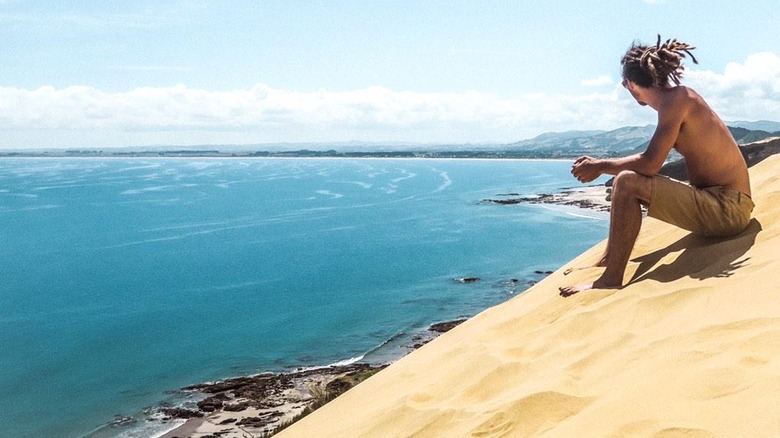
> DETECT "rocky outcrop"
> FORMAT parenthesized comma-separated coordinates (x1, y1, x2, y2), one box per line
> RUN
(481, 189, 610, 212)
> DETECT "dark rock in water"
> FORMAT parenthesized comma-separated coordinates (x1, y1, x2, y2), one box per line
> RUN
(456, 277, 480, 283)
(492, 199, 521, 205)
(482, 194, 554, 205)
(429, 318, 467, 333)
(159, 407, 204, 419)
(185, 376, 264, 393)
(481, 197, 523, 205)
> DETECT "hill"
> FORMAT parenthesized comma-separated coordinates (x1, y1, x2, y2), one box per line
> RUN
(507, 125, 780, 159)
(506, 125, 656, 157)
(728, 120, 780, 132)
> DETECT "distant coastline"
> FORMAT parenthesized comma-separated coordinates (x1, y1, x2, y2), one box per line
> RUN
(0, 148, 581, 160)
(3, 123, 776, 160)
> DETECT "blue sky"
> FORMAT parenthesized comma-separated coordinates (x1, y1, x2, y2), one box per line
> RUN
(1, 0, 779, 149)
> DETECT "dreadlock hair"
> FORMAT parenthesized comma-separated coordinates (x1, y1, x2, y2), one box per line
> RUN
(621, 35, 698, 88)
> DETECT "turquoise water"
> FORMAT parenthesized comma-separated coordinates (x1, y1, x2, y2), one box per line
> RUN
(0, 158, 608, 437)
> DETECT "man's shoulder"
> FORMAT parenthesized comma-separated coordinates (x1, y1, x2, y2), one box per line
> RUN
(674, 85, 705, 103)
(660, 86, 703, 113)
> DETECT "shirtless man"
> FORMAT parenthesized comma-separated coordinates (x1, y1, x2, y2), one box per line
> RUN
(559, 36, 754, 297)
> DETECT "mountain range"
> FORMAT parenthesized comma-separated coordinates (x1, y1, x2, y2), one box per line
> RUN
(505, 120, 780, 158)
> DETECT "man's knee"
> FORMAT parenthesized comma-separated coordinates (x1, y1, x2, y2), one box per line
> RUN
(612, 171, 652, 203)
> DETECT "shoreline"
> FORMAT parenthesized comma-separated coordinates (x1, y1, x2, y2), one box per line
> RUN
(150, 319, 468, 438)
(157, 363, 389, 438)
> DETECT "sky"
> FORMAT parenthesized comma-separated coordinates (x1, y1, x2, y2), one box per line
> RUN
(1, 0, 779, 149)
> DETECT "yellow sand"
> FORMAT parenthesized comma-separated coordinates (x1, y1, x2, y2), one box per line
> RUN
(276, 155, 780, 438)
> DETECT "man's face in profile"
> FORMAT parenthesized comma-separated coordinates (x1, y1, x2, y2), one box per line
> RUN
(622, 78, 648, 106)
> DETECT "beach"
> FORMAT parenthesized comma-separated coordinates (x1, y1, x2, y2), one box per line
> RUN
(270, 155, 780, 437)
(157, 363, 388, 438)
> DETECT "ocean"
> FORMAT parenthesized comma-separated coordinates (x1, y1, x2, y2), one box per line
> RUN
(0, 157, 608, 438)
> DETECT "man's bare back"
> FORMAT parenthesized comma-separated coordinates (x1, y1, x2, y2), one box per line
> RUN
(663, 86, 751, 195)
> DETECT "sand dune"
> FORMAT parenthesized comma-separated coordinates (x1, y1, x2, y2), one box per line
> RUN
(277, 154, 780, 437)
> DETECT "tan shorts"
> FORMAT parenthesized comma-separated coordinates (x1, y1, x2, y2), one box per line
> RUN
(648, 175, 754, 237)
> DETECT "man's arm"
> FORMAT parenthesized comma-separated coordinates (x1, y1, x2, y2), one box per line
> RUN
(571, 96, 686, 183)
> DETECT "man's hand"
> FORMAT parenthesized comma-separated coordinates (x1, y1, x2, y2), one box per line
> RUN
(571, 156, 603, 183)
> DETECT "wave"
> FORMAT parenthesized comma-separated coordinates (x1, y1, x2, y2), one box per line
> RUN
(381, 183, 397, 194)
(120, 184, 198, 195)
(333, 180, 373, 189)
(537, 204, 608, 221)
(112, 164, 162, 173)
(186, 280, 274, 294)
(296, 330, 410, 374)
(149, 422, 187, 438)
(294, 355, 366, 373)
(432, 169, 452, 193)
(0, 192, 38, 198)
(104, 205, 353, 248)
(80, 417, 186, 438)
(316, 189, 344, 199)
(565, 211, 608, 221)
(363, 330, 409, 358)
(327, 355, 366, 367)
(0, 204, 59, 212)
(391, 170, 417, 184)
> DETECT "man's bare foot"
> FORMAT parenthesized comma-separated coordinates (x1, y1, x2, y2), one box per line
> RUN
(563, 257, 608, 275)
(558, 279, 621, 297)
(564, 266, 585, 275)
(558, 283, 595, 297)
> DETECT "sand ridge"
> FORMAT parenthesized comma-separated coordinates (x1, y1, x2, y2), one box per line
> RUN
(275, 155, 780, 437)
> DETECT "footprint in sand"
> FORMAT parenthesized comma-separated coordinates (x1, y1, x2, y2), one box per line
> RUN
(471, 391, 590, 437)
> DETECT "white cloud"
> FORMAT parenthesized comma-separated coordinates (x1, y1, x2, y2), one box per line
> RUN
(686, 52, 780, 122)
(1, 52, 778, 149)
(0, 83, 647, 148)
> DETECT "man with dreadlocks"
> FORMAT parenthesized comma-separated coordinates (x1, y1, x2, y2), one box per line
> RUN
(559, 36, 753, 297)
